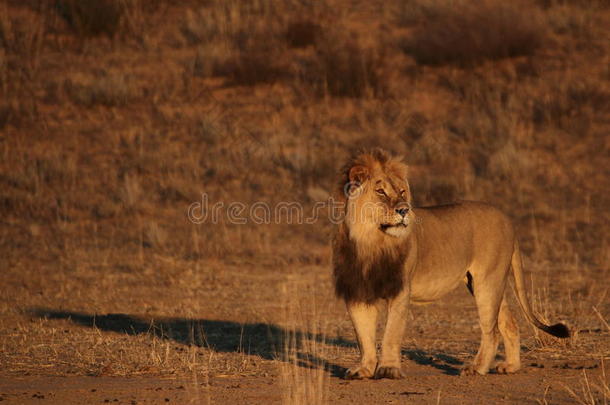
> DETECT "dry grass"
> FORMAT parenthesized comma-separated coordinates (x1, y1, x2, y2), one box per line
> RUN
(54, 0, 157, 40)
(177, 1, 386, 95)
(179, 1, 293, 85)
(559, 359, 609, 405)
(56, 0, 125, 37)
(285, 19, 320, 49)
(65, 71, 140, 107)
(0, 3, 45, 128)
(278, 284, 331, 405)
(308, 29, 387, 98)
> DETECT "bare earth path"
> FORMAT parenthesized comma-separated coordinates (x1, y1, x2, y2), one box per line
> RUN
(0, 363, 603, 404)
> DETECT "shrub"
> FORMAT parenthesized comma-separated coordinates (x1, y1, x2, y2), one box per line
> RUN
(181, 2, 288, 86)
(402, 0, 547, 66)
(220, 51, 286, 85)
(217, 32, 287, 86)
(65, 73, 138, 107)
(303, 30, 387, 98)
(55, 0, 124, 37)
(285, 19, 320, 48)
(55, 0, 154, 38)
(188, 45, 230, 79)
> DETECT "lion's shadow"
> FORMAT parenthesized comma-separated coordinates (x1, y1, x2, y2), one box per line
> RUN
(403, 349, 462, 375)
(29, 307, 351, 377)
(30, 308, 463, 377)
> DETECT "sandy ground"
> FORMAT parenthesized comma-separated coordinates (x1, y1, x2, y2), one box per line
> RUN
(1, 260, 608, 404)
(0, 362, 604, 404)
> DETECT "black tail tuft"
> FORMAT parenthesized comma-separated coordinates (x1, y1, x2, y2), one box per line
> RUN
(544, 323, 570, 338)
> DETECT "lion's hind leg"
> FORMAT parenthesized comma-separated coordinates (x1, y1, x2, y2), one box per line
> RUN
(496, 298, 521, 374)
(460, 269, 506, 376)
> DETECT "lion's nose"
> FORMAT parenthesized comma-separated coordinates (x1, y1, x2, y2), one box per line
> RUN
(396, 207, 409, 217)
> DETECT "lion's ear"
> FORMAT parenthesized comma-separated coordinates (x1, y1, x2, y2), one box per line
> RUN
(348, 165, 369, 184)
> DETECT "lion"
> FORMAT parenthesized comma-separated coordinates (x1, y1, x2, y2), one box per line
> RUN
(332, 149, 569, 380)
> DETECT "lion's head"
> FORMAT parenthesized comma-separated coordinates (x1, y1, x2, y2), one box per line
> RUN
(340, 149, 414, 243)
(333, 149, 413, 303)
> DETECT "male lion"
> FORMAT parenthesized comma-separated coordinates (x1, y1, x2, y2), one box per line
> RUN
(332, 149, 569, 379)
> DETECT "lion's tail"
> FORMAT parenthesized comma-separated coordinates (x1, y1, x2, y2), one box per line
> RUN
(510, 240, 570, 338)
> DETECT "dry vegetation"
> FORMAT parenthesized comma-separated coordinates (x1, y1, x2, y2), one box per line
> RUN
(0, 0, 608, 403)
(399, 0, 548, 66)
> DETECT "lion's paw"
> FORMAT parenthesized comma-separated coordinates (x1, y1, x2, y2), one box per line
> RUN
(344, 366, 374, 380)
(374, 366, 404, 379)
(460, 365, 486, 376)
(495, 362, 520, 374)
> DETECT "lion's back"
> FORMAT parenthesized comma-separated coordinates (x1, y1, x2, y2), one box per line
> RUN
(416, 201, 513, 232)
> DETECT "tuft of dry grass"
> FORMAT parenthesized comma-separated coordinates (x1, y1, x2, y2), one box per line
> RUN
(65, 72, 139, 107)
(178, 1, 385, 95)
(180, 1, 290, 86)
(560, 359, 610, 405)
(55, 0, 125, 37)
(278, 284, 331, 405)
(219, 43, 287, 86)
(0, 3, 45, 128)
(301, 30, 387, 98)
(402, 0, 548, 66)
(531, 77, 610, 131)
(285, 19, 320, 49)
(54, 0, 155, 39)
(0, 4, 44, 66)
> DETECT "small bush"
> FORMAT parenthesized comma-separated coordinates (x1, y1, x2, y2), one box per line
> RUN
(217, 43, 286, 86)
(532, 79, 610, 131)
(285, 19, 320, 48)
(181, 1, 285, 46)
(395, 0, 447, 27)
(55, 0, 154, 38)
(302, 31, 387, 98)
(181, 7, 222, 45)
(181, 3, 288, 86)
(402, 0, 547, 66)
(56, 0, 124, 37)
(188, 45, 229, 79)
(0, 10, 44, 63)
(65, 73, 138, 107)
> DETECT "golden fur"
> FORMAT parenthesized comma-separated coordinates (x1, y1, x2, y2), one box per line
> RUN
(332, 149, 569, 380)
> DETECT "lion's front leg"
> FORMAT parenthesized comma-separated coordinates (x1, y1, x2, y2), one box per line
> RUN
(376, 287, 410, 379)
(345, 302, 378, 379)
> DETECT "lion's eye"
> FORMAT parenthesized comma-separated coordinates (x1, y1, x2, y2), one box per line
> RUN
(376, 189, 386, 196)
(400, 189, 406, 196)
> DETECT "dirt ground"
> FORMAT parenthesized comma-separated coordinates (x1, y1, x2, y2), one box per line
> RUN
(1, 0, 609, 403)
(0, 365, 604, 404)
(1, 260, 608, 404)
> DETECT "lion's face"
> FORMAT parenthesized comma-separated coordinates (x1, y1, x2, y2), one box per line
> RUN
(343, 151, 414, 242)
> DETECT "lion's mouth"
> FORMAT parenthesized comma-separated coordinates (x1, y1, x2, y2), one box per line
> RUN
(380, 223, 407, 231)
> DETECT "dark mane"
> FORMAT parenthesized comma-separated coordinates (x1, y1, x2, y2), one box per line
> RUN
(332, 226, 406, 304)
